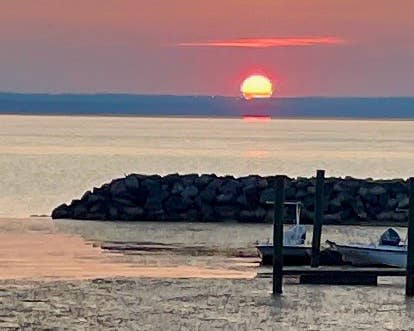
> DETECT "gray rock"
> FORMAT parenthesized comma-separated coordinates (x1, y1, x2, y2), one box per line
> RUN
(51, 204, 69, 219)
(87, 194, 106, 206)
(181, 185, 198, 198)
(259, 188, 275, 205)
(171, 182, 184, 195)
(81, 190, 92, 201)
(236, 194, 248, 207)
(216, 193, 235, 204)
(295, 190, 307, 199)
(185, 209, 199, 222)
(391, 212, 407, 222)
(257, 178, 268, 189)
(377, 211, 394, 222)
(221, 180, 241, 194)
(324, 213, 342, 224)
(397, 197, 409, 209)
(164, 195, 192, 212)
(110, 179, 128, 197)
(369, 186, 386, 195)
(125, 175, 140, 192)
(200, 188, 216, 203)
(144, 198, 163, 211)
(108, 206, 119, 219)
(387, 198, 398, 210)
(195, 174, 213, 188)
(123, 206, 144, 219)
(200, 204, 215, 221)
(239, 208, 266, 222)
(112, 197, 135, 207)
(181, 174, 198, 186)
(215, 205, 237, 220)
(358, 186, 369, 196)
(73, 204, 88, 219)
(243, 184, 258, 204)
(89, 203, 105, 213)
(328, 197, 342, 212)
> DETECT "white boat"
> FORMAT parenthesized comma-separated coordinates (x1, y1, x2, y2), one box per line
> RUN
(326, 229, 407, 268)
(256, 202, 311, 265)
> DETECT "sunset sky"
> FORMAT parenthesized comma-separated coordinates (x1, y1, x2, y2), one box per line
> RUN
(1, 0, 413, 96)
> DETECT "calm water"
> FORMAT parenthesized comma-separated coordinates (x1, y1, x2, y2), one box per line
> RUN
(1, 115, 414, 218)
(2, 115, 414, 329)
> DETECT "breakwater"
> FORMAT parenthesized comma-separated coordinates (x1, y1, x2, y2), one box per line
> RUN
(52, 174, 410, 224)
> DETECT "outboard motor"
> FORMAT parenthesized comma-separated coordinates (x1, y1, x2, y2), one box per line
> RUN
(284, 225, 306, 245)
(379, 228, 401, 246)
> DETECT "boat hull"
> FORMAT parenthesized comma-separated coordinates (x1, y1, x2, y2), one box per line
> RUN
(329, 243, 407, 268)
(257, 245, 344, 266)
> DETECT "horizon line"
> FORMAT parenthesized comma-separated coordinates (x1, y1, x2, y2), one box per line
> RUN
(1, 92, 414, 99)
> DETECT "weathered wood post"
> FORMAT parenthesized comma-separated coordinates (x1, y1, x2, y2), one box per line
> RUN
(311, 169, 325, 268)
(406, 178, 414, 296)
(273, 175, 286, 295)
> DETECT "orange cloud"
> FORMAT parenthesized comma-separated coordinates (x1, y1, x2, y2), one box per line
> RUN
(177, 37, 346, 48)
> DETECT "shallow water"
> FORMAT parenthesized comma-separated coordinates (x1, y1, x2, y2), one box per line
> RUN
(1, 115, 414, 217)
(2, 115, 414, 329)
(0, 217, 408, 280)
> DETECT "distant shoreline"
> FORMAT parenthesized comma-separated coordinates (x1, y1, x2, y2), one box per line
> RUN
(1, 93, 414, 119)
(2, 113, 414, 122)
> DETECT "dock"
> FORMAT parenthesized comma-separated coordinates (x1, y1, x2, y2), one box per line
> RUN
(269, 170, 414, 296)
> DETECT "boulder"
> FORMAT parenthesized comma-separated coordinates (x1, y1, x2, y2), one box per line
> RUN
(171, 181, 184, 195)
(397, 197, 409, 209)
(324, 213, 342, 224)
(215, 205, 238, 220)
(200, 187, 216, 203)
(181, 185, 198, 199)
(239, 208, 266, 222)
(112, 197, 136, 208)
(200, 204, 215, 222)
(259, 188, 275, 205)
(243, 184, 258, 204)
(369, 186, 386, 195)
(110, 180, 128, 197)
(195, 174, 214, 188)
(125, 174, 140, 193)
(89, 203, 105, 214)
(163, 173, 181, 185)
(216, 193, 235, 204)
(164, 195, 193, 212)
(72, 204, 88, 219)
(181, 174, 198, 185)
(51, 204, 69, 219)
(108, 206, 119, 219)
(122, 206, 144, 220)
(220, 180, 240, 195)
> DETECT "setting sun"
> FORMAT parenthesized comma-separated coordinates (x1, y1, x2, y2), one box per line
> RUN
(240, 75, 273, 100)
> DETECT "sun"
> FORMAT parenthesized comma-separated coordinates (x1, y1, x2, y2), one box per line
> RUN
(240, 74, 273, 100)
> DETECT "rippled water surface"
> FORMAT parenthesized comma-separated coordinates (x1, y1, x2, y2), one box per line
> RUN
(2, 115, 414, 329)
(1, 115, 414, 217)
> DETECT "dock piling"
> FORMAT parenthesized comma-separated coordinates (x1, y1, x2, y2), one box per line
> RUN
(406, 178, 414, 296)
(273, 175, 286, 295)
(311, 169, 325, 268)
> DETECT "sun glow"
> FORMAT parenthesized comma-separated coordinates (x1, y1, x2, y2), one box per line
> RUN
(240, 75, 273, 100)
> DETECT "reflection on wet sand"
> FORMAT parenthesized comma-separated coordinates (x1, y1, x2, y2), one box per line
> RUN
(0, 218, 256, 280)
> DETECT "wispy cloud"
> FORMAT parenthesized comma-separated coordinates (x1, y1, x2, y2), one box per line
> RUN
(176, 37, 346, 48)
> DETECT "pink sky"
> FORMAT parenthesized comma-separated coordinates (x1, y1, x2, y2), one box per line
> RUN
(0, 0, 413, 96)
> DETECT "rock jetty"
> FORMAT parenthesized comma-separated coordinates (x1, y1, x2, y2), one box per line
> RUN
(52, 174, 410, 224)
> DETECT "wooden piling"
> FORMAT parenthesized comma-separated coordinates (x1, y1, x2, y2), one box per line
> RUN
(273, 175, 286, 295)
(406, 178, 414, 296)
(311, 169, 325, 268)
